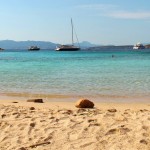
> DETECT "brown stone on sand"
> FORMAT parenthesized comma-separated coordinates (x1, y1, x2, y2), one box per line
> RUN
(107, 109, 117, 113)
(27, 99, 43, 103)
(19, 147, 27, 150)
(30, 123, 36, 127)
(30, 107, 35, 110)
(75, 99, 94, 108)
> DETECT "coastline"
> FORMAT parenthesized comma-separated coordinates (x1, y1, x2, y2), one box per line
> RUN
(0, 99, 150, 110)
(0, 99, 150, 150)
(0, 92, 150, 103)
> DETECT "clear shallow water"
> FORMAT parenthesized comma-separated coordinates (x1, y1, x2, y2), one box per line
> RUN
(0, 49, 150, 101)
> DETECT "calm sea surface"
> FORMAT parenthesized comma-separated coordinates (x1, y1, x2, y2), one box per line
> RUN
(0, 49, 150, 102)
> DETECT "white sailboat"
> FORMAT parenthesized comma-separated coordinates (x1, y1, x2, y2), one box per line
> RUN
(56, 18, 80, 51)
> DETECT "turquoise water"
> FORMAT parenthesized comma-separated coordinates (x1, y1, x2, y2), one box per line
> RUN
(0, 49, 150, 101)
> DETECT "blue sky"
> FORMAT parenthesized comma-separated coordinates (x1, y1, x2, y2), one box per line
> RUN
(0, 0, 150, 45)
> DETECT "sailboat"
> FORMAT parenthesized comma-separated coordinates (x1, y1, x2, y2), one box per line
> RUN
(56, 19, 80, 51)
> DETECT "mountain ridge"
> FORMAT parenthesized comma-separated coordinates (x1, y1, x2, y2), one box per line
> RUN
(0, 40, 97, 49)
(1, 40, 149, 50)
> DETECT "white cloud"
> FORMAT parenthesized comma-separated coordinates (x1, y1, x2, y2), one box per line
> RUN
(77, 3, 150, 20)
(105, 11, 150, 19)
(78, 4, 118, 10)
(107, 11, 150, 19)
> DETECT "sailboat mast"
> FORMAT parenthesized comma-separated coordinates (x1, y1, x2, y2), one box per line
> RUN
(71, 18, 74, 45)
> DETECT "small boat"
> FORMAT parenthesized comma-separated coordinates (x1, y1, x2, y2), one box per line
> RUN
(28, 46, 40, 51)
(133, 43, 145, 50)
(56, 18, 80, 51)
(0, 48, 4, 51)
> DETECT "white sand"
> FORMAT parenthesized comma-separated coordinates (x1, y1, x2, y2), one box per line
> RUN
(0, 100, 150, 150)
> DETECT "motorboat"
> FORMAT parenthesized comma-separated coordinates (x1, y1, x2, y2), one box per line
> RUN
(28, 46, 40, 51)
(133, 43, 145, 49)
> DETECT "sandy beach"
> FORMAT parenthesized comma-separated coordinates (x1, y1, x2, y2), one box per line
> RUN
(0, 99, 150, 150)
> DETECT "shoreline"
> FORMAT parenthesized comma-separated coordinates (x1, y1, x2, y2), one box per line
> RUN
(0, 99, 150, 111)
(0, 92, 150, 103)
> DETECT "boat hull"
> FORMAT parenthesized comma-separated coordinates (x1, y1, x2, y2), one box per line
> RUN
(56, 19, 80, 51)
(133, 47, 145, 50)
(28, 48, 40, 51)
(56, 47, 80, 51)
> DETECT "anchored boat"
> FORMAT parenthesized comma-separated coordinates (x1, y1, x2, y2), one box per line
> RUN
(133, 43, 145, 50)
(56, 18, 80, 51)
(28, 46, 40, 51)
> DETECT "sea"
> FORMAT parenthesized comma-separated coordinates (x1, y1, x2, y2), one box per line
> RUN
(0, 49, 150, 102)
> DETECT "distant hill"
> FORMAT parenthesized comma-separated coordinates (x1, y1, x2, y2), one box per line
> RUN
(1, 40, 147, 50)
(86, 45, 133, 50)
(145, 44, 150, 49)
(75, 41, 98, 48)
(0, 40, 97, 50)
(143, 42, 150, 45)
(0, 40, 57, 49)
